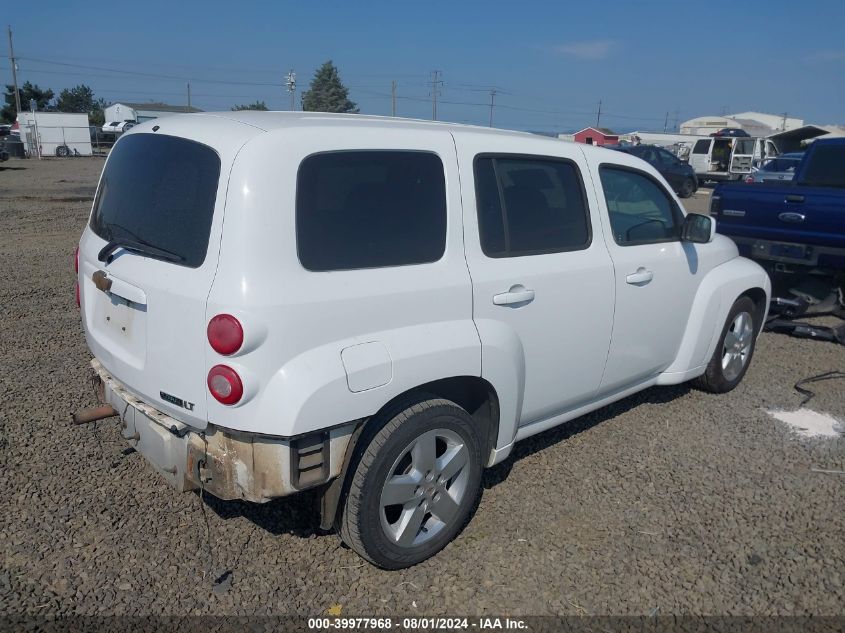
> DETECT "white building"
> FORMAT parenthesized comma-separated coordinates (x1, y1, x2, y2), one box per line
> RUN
(680, 111, 805, 136)
(104, 102, 202, 124)
(729, 111, 804, 132)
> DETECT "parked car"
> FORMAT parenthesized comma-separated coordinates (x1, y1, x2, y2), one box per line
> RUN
(713, 138, 845, 275)
(710, 128, 750, 138)
(0, 124, 10, 137)
(75, 113, 770, 568)
(101, 120, 136, 135)
(690, 136, 780, 182)
(744, 153, 804, 183)
(609, 143, 698, 197)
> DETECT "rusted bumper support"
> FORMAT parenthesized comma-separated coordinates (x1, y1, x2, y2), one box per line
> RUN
(72, 404, 118, 425)
(87, 359, 355, 503)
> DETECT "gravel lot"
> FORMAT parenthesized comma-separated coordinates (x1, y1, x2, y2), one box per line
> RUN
(1, 157, 843, 618)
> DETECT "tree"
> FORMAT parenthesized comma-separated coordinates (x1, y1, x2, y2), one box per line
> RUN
(231, 100, 269, 111)
(57, 84, 94, 113)
(1, 81, 55, 123)
(56, 84, 107, 125)
(301, 61, 357, 113)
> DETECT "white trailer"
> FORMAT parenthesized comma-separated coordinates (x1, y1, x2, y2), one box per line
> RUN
(16, 112, 93, 157)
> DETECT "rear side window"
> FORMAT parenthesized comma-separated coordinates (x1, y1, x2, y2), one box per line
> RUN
(473, 155, 591, 257)
(692, 139, 710, 154)
(600, 166, 683, 246)
(734, 139, 755, 154)
(296, 151, 447, 271)
(800, 145, 845, 188)
(90, 134, 221, 268)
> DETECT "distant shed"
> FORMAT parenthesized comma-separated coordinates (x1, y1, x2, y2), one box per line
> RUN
(573, 127, 619, 146)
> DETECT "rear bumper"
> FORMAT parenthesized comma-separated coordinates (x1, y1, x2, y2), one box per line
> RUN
(727, 236, 845, 270)
(91, 359, 355, 503)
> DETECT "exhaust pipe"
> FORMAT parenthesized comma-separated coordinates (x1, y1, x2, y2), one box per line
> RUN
(72, 405, 118, 425)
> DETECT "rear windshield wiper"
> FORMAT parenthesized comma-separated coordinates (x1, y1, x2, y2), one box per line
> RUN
(98, 238, 184, 264)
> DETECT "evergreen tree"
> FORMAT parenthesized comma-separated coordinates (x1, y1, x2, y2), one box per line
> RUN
(2, 81, 55, 122)
(231, 100, 269, 111)
(56, 84, 106, 124)
(301, 61, 358, 113)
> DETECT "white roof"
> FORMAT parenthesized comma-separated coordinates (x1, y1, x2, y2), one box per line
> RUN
(183, 110, 542, 139)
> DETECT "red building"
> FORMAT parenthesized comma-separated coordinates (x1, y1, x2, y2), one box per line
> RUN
(573, 127, 619, 146)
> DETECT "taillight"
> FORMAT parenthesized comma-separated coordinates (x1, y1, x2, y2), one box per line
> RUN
(207, 365, 243, 405)
(710, 194, 722, 216)
(745, 176, 753, 184)
(74, 246, 79, 273)
(207, 314, 244, 355)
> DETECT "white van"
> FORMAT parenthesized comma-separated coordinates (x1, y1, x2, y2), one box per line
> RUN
(689, 136, 779, 181)
(75, 112, 770, 568)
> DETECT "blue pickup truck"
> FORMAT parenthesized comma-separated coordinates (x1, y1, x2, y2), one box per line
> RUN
(711, 137, 845, 275)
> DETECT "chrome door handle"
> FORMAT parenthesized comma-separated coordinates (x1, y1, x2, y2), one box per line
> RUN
(493, 286, 535, 306)
(626, 268, 653, 285)
(785, 194, 804, 203)
(778, 212, 805, 223)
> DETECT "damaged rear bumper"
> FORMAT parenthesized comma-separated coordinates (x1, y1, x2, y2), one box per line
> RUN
(89, 359, 355, 503)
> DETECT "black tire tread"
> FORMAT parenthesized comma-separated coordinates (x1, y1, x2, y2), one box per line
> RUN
(693, 296, 757, 393)
(339, 397, 476, 568)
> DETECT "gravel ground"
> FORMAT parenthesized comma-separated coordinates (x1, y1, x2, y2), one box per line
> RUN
(1, 157, 843, 617)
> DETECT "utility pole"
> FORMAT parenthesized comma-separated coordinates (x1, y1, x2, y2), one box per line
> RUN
(488, 88, 497, 127)
(595, 99, 602, 128)
(391, 80, 396, 117)
(285, 69, 296, 111)
(186, 81, 191, 112)
(429, 70, 442, 121)
(7, 25, 21, 116)
(663, 111, 669, 133)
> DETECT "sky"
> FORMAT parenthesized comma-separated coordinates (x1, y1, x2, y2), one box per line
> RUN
(4, 0, 844, 133)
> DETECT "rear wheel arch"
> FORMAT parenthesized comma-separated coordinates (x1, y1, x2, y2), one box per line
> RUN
(319, 376, 499, 531)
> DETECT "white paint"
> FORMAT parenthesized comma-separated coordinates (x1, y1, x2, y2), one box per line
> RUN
(768, 408, 844, 438)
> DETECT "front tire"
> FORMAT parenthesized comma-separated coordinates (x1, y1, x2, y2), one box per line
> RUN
(339, 397, 483, 569)
(693, 296, 758, 393)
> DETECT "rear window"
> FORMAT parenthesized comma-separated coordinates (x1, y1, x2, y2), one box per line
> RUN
(296, 151, 447, 271)
(90, 134, 221, 268)
(693, 139, 710, 154)
(734, 139, 755, 154)
(801, 145, 845, 188)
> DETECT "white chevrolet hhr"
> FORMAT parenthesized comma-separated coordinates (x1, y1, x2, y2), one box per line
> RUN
(75, 112, 770, 569)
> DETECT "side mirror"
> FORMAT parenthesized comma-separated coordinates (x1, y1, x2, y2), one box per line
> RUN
(681, 213, 715, 243)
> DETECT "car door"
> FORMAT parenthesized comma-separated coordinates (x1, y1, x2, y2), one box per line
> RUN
(730, 138, 756, 177)
(689, 139, 711, 175)
(590, 160, 701, 394)
(455, 134, 615, 425)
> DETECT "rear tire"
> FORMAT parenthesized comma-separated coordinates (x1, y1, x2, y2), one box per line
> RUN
(339, 397, 483, 569)
(693, 296, 759, 393)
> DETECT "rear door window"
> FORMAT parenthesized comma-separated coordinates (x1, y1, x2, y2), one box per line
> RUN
(296, 151, 447, 271)
(693, 140, 710, 154)
(90, 133, 221, 268)
(473, 155, 591, 257)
